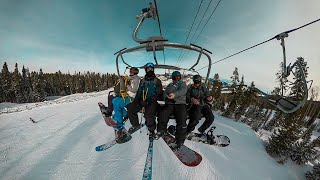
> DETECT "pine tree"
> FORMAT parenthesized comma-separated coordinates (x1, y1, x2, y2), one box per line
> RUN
(290, 124, 319, 164)
(21, 66, 33, 102)
(266, 110, 305, 163)
(289, 57, 308, 101)
(1, 62, 14, 102)
(230, 67, 239, 87)
(32, 69, 46, 102)
(12, 63, 24, 102)
(0, 70, 3, 103)
(234, 76, 247, 120)
(306, 163, 320, 180)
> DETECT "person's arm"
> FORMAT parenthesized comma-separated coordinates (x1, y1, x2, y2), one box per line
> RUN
(156, 79, 164, 101)
(186, 86, 192, 104)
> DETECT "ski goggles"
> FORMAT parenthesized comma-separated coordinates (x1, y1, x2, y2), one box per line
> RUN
(145, 62, 154, 68)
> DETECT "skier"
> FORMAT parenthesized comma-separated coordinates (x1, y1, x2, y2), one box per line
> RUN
(103, 67, 140, 117)
(127, 62, 163, 139)
(157, 71, 188, 150)
(186, 74, 214, 139)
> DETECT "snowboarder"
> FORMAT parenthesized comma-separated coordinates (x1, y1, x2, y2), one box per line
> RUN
(127, 62, 163, 139)
(157, 71, 188, 150)
(186, 74, 214, 139)
(102, 67, 141, 143)
(103, 67, 140, 117)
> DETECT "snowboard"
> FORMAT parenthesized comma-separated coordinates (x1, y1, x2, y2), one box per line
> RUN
(168, 125, 230, 147)
(98, 102, 119, 127)
(162, 134, 202, 167)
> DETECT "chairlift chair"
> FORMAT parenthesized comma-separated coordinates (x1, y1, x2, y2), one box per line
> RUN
(254, 33, 310, 113)
(114, 3, 213, 93)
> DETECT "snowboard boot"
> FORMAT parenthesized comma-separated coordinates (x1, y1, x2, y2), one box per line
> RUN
(168, 140, 183, 152)
(155, 130, 167, 140)
(115, 129, 132, 144)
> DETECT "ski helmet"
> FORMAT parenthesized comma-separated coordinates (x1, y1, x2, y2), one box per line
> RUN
(193, 74, 202, 84)
(129, 67, 139, 75)
(144, 62, 155, 72)
(172, 71, 181, 80)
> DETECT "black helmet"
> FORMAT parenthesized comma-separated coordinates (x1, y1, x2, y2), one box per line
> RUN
(193, 75, 202, 84)
(130, 67, 139, 75)
(172, 71, 181, 80)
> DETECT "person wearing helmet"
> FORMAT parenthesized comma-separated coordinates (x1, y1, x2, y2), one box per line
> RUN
(127, 67, 140, 97)
(186, 74, 214, 138)
(157, 71, 188, 150)
(101, 67, 141, 143)
(127, 62, 163, 139)
(104, 67, 141, 117)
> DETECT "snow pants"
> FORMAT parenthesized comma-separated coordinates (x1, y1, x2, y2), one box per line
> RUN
(127, 99, 158, 132)
(112, 96, 133, 130)
(187, 104, 214, 133)
(158, 104, 187, 144)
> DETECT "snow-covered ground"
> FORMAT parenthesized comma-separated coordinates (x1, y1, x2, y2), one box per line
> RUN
(0, 90, 312, 180)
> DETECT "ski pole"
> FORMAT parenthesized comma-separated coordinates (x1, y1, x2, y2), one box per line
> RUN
(140, 107, 145, 133)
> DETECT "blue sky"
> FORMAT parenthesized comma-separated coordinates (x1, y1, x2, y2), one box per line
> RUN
(0, 0, 319, 92)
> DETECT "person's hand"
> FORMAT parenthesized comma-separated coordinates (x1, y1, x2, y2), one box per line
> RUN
(167, 93, 175, 99)
(206, 96, 213, 102)
(191, 97, 200, 105)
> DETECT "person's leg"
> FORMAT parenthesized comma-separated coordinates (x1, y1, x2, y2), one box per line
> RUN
(198, 105, 214, 133)
(157, 105, 174, 134)
(144, 101, 159, 133)
(127, 100, 142, 128)
(106, 94, 114, 115)
(186, 105, 202, 133)
(173, 104, 187, 145)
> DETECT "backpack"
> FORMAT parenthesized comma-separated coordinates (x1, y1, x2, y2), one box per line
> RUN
(113, 76, 133, 102)
(138, 78, 159, 102)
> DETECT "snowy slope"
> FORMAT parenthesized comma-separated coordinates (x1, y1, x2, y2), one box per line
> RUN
(0, 90, 310, 180)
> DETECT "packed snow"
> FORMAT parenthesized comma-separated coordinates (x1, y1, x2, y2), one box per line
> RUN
(0, 89, 311, 179)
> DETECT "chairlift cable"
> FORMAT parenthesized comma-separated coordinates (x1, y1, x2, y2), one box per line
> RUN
(175, 0, 205, 66)
(194, 0, 222, 42)
(177, 0, 214, 66)
(196, 18, 320, 71)
(179, 0, 222, 66)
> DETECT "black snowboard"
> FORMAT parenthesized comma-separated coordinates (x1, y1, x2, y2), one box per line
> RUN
(168, 125, 230, 147)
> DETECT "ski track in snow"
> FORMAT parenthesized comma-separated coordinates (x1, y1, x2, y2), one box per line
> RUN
(0, 89, 310, 179)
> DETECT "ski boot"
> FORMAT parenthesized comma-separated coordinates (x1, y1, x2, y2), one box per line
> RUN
(148, 130, 156, 141)
(128, 125, 141, 134)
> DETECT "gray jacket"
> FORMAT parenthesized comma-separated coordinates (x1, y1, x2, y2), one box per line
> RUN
(127, 75, 140, 94)
(164, 80, 187, 104)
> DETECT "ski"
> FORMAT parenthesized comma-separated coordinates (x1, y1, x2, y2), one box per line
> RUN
(168, 125, 230, 147)
(95, 124, 145, 152)
(162, 134, 202, 167)
(142, 139, 154, 180)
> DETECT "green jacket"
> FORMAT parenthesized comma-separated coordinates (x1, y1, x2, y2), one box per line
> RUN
(186, 84, 210, 105)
